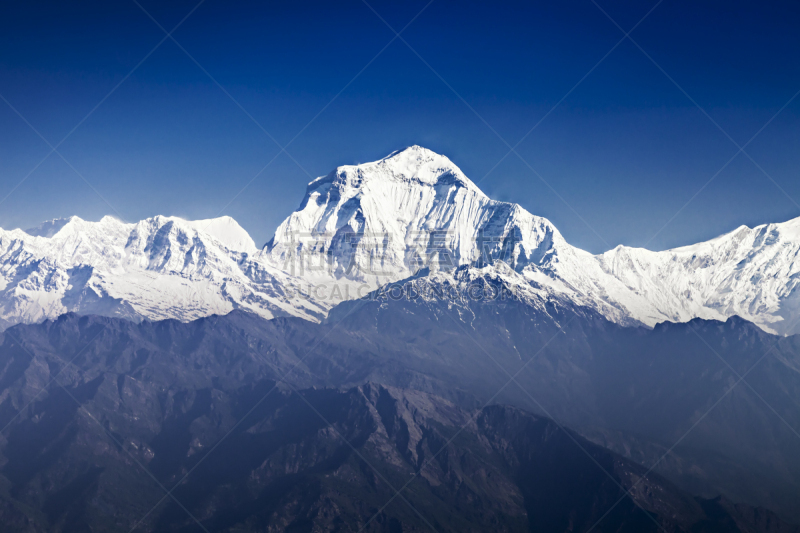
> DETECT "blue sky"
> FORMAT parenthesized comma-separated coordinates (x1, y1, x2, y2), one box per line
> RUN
(1, 0, 799, 253)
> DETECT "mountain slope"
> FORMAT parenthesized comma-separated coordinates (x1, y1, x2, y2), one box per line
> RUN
(2, 298, 799, 523)
(0, 326, 795, 533)
(325, 267, 800, 521)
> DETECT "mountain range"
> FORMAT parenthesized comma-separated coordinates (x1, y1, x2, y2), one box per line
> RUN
(1, 147, 800, 531)
(2, 145, 800, 335)
(1, 312, 798, 531)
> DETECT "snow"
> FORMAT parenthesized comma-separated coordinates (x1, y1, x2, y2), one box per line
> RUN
(263, 146, 800, 335)
(2, 145, 799, 335)
(181, 216, 258, 253)
(264, 145, 559, 287)
(0, 215, 326, 328)
(24, 217, 75, 238)
(594, 219, 800, 334)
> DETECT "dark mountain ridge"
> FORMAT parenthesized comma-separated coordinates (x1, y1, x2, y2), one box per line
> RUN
(0, 366, 795, 533)
(0, 295, 799, 529)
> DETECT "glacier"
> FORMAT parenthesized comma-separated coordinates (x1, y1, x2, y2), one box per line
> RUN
(1, 145, 799, 335)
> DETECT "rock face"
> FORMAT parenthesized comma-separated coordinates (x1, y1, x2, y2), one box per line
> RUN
(2, 145, 800, 334)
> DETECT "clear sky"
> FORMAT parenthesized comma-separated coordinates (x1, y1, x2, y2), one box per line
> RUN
(1, 0, 799, 253)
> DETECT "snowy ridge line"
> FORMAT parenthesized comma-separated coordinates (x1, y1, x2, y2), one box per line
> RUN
(2, 145, 799, 334)
(0, 214, 329, 327)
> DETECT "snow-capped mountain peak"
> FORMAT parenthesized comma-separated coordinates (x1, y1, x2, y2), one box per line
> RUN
(0, 214, 324, 328)
(595, 215, 800, 334)
(264, 146, 565, 290)
(24, 216, 79, 238)
(307, 145, 482, 195)
(136, 215, 258, 253)
(263, 147, 800, 334)
(2, 146, 799, 335)
(372, 144, 483, 192)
